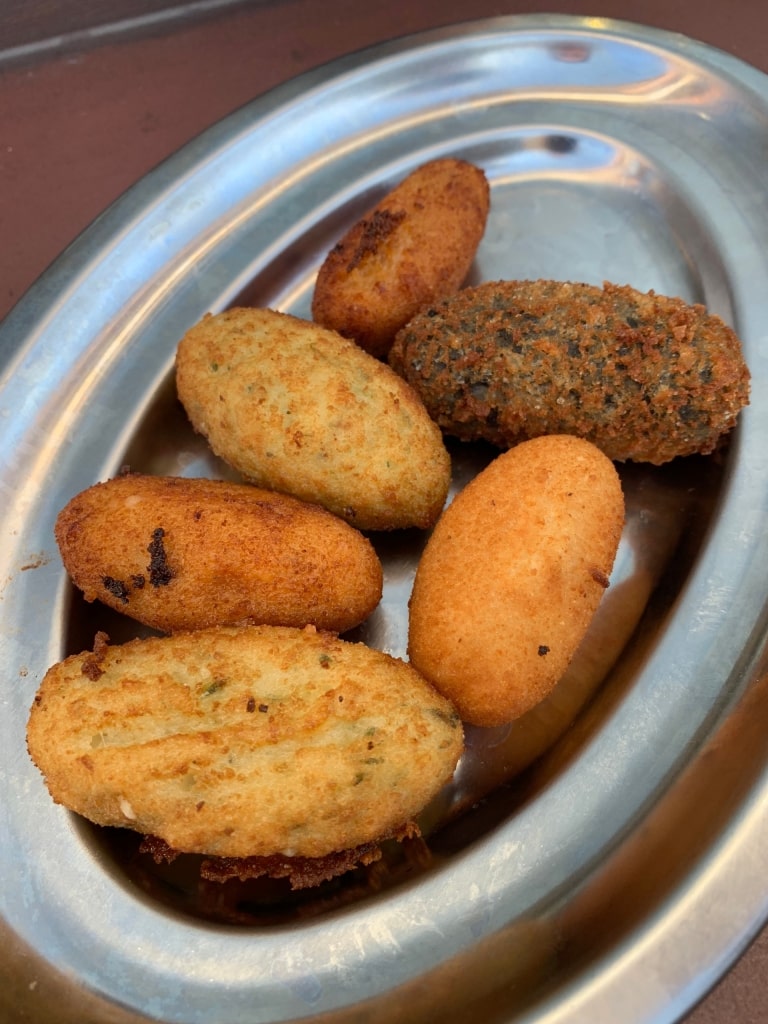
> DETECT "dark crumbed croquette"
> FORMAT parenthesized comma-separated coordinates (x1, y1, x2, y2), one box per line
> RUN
(389, 279, 750, 464)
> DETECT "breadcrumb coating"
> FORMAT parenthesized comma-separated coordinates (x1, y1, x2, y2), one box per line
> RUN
(55, 474, 383, 634)
(407, 435, 624, 725)
(312, 158, 489, 358)
(176, 307, 451, 529)
(389, 279, 750, 464)
(27, 624, 463, 861)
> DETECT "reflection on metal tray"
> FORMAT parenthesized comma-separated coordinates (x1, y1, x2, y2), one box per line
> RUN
(1, 13, 768, 1024)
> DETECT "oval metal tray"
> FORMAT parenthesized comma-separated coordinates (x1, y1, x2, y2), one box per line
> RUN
(2, 13, 768, 1024)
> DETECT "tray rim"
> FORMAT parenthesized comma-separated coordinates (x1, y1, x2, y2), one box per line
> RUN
(2, 12, 768, 1024)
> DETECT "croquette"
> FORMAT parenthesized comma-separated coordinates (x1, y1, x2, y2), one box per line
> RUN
(407, 435, 624, 726)
(389, 279, 750, 464)
(312, 158, 490, 358)
(55, 474, 383, 634)
(27, 624, 464, 873)
(176, 307, 451, 530)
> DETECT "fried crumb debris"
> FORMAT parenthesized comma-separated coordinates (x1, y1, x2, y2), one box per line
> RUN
(80, 631, 111, 681)
(139, 822, 422, 890)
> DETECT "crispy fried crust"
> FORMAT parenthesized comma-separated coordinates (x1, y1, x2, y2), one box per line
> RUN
(176, 307, 451, 530)
(389, 279, 751, 464)
(312, 158, 490, 358)
(407, 436, 625, 726)
(55, 474, 382, 634)
(27, 624, 463, 859)
(141, 821, 420, 889)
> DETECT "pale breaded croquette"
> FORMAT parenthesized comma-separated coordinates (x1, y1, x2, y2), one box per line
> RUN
(55, 474, 383, 634)
(407, 436, 624, 727)
(26, 624, 464, 869)
(311, 158, 490, 358)
(176, 307, 451, 530)
(389, 279, 751, 464)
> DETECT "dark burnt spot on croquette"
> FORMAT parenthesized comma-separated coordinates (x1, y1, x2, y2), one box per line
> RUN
(147, 528, 173, 588)
(102, 575, 129, 603)
(346, 209, 407, 272)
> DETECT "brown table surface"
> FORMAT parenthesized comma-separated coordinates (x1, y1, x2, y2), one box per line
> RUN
(1, 2, 767, 1021)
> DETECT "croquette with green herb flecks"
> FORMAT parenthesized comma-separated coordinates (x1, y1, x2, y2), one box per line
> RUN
(27, 624, 463, 886)
(389, 279, 750, 464)
(176, 307, 451, 530)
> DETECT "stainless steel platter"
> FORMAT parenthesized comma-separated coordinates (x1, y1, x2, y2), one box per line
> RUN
(2, 13, 768, 1023)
